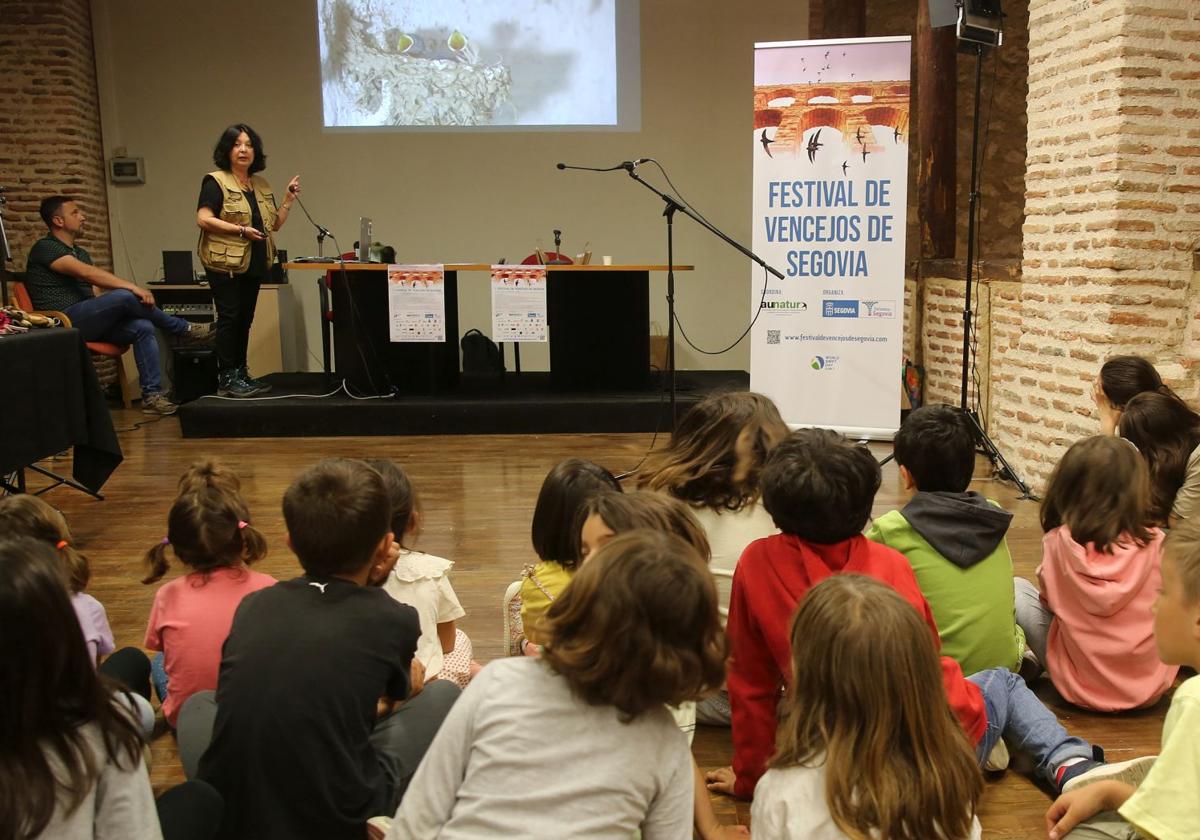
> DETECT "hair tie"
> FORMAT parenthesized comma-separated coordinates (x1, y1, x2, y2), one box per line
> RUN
(238, 520, 248, 529)
(161, 536, 170, 545)
(56, 540, 68, 550)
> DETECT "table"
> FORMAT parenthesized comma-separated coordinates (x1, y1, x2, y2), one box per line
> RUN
(285, 263, 693, 393)
(0, 328, 123, 495)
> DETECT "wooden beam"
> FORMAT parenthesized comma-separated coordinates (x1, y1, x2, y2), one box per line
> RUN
(821, 0, 865, 39)
(917, 0, 957, 259)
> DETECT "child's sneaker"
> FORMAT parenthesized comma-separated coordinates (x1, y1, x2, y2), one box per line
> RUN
(1058, 754, 1156, 794)
(983, 738, 1010, 772)
(366, 816, 392, 840)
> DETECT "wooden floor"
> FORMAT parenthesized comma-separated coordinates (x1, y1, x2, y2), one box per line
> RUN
(27, 408, 1168, 838)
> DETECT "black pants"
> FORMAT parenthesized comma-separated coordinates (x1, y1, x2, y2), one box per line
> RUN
(207, 270, 262, 373)
(98, 646, 152, 700)
(158, 780, 223, 840)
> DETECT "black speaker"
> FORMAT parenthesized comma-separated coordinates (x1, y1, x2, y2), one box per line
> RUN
(173, 348, 218, 403)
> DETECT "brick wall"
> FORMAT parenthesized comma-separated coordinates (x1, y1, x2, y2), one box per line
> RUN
(992, 0, 1200, 489)
(0, 0, 112, 273)
(811, 0, 1031, 413)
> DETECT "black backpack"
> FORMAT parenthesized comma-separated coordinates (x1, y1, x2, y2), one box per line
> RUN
(460, 329, 504, 374)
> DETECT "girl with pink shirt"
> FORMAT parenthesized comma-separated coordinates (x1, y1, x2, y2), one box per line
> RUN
(143, 461, 276, 728)
(1015, 436, 1179, 711)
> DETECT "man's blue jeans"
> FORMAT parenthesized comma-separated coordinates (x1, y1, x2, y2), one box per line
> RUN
(64, 289, 189, 397)
(969, 667, 1094, 785)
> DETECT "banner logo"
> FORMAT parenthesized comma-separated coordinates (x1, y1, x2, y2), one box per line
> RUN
(822, 300, 860, 318)
(861, 299, 896, 319)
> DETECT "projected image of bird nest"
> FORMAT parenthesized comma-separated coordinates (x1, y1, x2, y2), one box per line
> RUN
(321, 0, 513, 127)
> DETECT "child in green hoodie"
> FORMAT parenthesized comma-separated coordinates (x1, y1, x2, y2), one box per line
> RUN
(866, 405, 1025, 675)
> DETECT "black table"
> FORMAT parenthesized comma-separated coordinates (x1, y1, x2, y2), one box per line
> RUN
(0, 328, 123, 495)
(300, 263, 687, 394)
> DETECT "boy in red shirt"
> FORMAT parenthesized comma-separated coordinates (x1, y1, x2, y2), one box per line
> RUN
(707, 429, 1134, 801)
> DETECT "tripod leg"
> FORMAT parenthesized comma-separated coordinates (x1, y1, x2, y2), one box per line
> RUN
(26, 464, 105, 501)
(966, 412, 1036, 500)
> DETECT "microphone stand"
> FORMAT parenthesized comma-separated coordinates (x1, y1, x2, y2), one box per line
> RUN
(290, 190, 333, 259)
(620, 164, 784, 428)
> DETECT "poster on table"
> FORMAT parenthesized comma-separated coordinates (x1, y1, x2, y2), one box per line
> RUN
(749, 36, 910, 438)
(490, 265, 548, 342)
(387, 264, 446, 342)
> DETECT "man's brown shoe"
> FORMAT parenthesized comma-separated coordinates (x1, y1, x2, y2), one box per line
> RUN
(141, 393, 179, 415)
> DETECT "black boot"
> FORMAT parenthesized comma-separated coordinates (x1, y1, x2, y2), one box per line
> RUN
(238, 366, 272, 394)
(218, 369, 261, 397)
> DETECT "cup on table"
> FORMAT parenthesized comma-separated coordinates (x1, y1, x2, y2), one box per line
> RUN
(602, 255, 613, 266)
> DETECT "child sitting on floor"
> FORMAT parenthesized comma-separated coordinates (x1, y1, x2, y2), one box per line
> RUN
(1017, 435, 1176, 712)
(194, 458, 459, 840)
(142, 460, 276, 728)
(382, 530, 726, 839)
(368, 459, 479, 689)
(707, 429, 1141, 803)
(518, 458, 620, 651)
(576, 489, 747, 840)
(753, 574, 985, 839)
(1045, 518, 1200, 839)
(0, 494, 154, 735)
(636, 391, 788, 621)
(866, 404, 1025, 675)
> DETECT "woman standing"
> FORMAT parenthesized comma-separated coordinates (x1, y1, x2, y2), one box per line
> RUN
(196, 124, 299, 397)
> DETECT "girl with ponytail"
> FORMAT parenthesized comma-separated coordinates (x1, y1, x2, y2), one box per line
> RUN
(0, 495, 156, 735)
(143, 460, 275, 728)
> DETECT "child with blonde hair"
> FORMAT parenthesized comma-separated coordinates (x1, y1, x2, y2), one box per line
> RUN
(367, 459, 478, 689)
(754, 574, 984, 839)
(1018, 435, 1177, 711)
(1045, 518, 1200, 839)
(142, 460, 275, 728)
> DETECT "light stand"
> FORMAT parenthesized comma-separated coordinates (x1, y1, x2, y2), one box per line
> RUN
(945, 0, 1034, 497)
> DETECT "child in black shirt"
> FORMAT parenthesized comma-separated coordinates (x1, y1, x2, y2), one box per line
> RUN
(193, 458, 460, 840)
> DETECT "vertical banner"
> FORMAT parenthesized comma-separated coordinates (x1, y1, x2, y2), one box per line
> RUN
(750, 37, 911, 438)
(491, 265, 548, 342)
(387, 264, 446, 342)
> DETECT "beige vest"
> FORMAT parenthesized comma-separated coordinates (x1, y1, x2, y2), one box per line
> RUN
(197, 169, 277, 275)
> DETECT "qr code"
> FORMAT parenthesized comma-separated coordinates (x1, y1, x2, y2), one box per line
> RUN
(767, 330, 781, 345)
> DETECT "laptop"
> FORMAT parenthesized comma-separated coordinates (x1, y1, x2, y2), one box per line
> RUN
(163, 250, 196, 284)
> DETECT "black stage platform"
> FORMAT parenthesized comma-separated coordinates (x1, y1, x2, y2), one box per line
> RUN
(177, 371, 750, 438)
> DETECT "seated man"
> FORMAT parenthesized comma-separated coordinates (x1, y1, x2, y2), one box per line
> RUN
(24, 196, 211, 415)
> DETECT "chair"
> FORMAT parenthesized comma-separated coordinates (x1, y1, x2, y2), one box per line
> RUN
(12, 280, 134, 408)
(502, 579, 524, 657)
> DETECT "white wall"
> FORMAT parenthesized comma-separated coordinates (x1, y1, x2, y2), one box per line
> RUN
(92, 0, 808, 372)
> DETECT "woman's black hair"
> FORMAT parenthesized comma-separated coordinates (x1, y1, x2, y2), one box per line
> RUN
(212, 123, 266, 174)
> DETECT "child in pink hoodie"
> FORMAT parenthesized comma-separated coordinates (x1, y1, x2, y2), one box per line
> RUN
(1016, 436, 1179, 711)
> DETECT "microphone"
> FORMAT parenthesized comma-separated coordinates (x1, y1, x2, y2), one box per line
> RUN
(557, 161, 641, 173)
